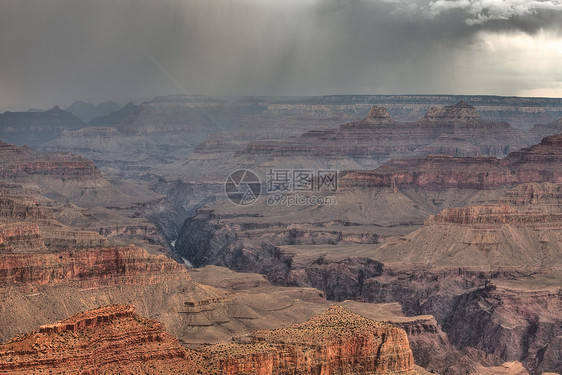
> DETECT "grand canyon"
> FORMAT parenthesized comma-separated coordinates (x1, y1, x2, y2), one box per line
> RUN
(0, 94, 560, 374)
(2, 1, 562, 373)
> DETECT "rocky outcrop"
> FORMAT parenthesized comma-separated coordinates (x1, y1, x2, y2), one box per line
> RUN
(0, 187, 112, 251)
(273, 95, 562, 128)
(509, 132, 562, 164)
(0, 221, 236, 345)
(501, 182, 562, 207)
(150, 96, 562, 185)
(0, 305, 203, 374)
(0, 142, 173, 252)
(341, 155, 511, 190)
(0, 197, 49, 222)
(217, 306, 417, 374)
(308, 184, 562, 373)
(368, 182, 562, 268)
(340, 105, 399, 127)
(351, 271, 562, 375)
(38, 304, 135, 333)
(427, 203, 561, 225)
(0, 304, 422, 374)
(422, 101, 482, 123)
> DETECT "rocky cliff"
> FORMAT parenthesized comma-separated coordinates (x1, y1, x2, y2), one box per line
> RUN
(0, 245, 185, 288)
(0, 142, 174, 253)
(243, 102, 524, 161)
(175, 100, 535, 184)
(0, 305, 204, 374)
(0, 305, 421, 374)
(275, 95, 562, 129)
(0, 139, 128, 207)
(341, 132, 562, 190)
(216, 306, 417, 374)
(0, 144, 98, 181)
(441, 283, 562, 375)
(373, 182, 562, 269)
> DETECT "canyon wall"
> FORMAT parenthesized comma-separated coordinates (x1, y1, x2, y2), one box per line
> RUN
(341, 133, 562, 190)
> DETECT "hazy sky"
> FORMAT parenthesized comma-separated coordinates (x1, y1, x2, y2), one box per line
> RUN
(1, 0, 562, 110)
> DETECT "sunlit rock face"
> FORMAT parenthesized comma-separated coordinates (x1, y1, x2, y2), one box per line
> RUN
(0, 305, 421, 375)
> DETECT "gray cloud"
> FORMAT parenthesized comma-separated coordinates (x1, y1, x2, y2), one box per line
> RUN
(428, 0, 562, 26)
(1, 0, 561, 110)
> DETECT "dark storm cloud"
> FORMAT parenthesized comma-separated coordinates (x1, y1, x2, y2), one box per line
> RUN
(1, 0, 562, 110)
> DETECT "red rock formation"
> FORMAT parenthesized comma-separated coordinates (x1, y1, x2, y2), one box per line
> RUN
(0, 188, 110, 251)
(0, 305, 421, 374)
(341, 155, 511, 189)
(341, 132, 562, 190)
(38, 304, 135, 333)
(0, 140, 101, 181)
(178, 181, 562, 373)
(0, 245, 187, 288)
(217, 305, 417, 374)
(0, 305, 206, 374)
(427, 183, 562, 227)
(0, 151, 170, 252)
(0, 197, 49, 222)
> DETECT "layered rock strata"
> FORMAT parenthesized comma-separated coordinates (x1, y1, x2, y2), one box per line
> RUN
(0, 305, 204, 374)
(0, 305, 421, 375)
(244, 102, 524, 160)
(341, 133, 562, 189)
